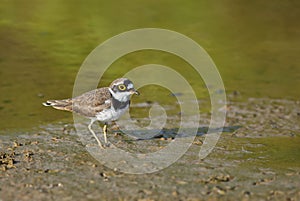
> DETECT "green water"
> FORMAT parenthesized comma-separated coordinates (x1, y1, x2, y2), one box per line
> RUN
(0, 0, 300, 131)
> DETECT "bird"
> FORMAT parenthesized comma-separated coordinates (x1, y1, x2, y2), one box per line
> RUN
(43, 78, 139, 148)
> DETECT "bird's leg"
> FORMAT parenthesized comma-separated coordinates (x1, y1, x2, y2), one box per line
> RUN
(103, 123, 108, 146)
(88, 120, 104, 149)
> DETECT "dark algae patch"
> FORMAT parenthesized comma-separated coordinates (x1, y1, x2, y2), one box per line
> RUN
(250, 137, 300, 169)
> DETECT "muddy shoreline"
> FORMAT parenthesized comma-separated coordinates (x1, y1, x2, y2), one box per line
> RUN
(1, 98, 300, 201)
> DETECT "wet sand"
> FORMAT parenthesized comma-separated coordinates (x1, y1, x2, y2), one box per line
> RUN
(1, 98, 300, 201)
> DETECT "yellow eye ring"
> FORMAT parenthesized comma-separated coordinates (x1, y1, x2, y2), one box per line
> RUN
(118, 84, 126, 91)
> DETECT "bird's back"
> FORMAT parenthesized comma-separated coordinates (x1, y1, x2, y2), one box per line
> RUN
(43, 87, 112, 118)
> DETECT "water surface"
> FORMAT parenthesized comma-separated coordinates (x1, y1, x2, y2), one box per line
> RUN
(0, 1, 299, 132)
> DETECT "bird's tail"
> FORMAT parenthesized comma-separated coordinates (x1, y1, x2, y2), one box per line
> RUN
(42, 99, 73, 112)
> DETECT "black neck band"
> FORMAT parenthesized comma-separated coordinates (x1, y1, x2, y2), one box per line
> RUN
(112, 97, 130, 110)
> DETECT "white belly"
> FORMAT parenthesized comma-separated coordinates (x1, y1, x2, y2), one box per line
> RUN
(95, 106, 128, 122)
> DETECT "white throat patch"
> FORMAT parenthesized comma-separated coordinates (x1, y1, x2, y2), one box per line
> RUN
(109, 88, 131, 102)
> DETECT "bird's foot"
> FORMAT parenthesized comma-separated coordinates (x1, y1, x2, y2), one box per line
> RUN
(104, 142, 111, 148)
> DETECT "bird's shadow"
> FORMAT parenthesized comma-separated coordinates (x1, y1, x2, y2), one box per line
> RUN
(115, 125, 242, 141)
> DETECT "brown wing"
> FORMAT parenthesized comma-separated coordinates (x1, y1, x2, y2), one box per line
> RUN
(72, 87, 112, 117)
(43, 87, 112, 118)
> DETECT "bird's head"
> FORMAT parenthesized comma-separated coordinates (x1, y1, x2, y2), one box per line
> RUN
(109, 78, 139, 102)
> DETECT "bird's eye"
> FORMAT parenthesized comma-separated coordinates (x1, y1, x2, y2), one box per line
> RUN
(118, 84, 126, 91)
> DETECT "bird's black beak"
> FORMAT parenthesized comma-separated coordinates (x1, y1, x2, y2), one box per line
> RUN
(131, 89, 140, 95)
